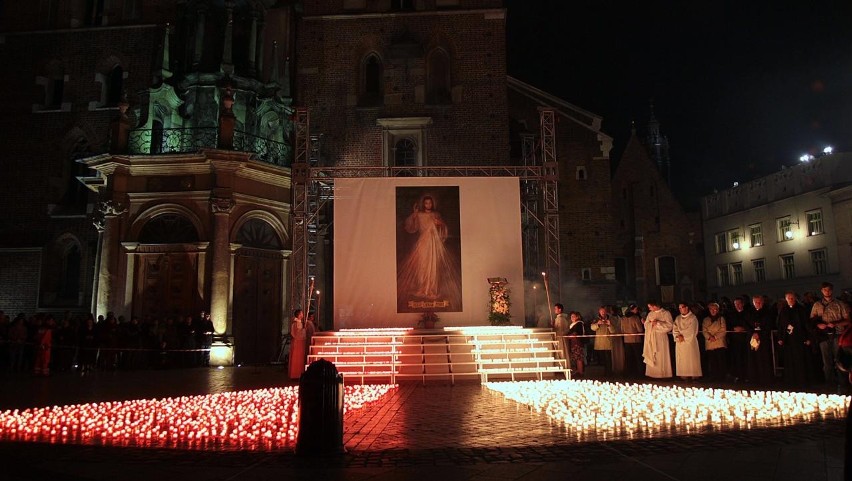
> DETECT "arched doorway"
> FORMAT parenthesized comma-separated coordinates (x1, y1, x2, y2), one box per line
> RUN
(233, 218, 284, 365)
(133, 213, 202, 321)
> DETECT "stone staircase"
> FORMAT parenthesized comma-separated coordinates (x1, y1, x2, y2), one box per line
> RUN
(306, 326, 570, 384)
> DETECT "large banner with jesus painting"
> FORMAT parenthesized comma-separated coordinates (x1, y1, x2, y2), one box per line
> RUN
(333, 177, 524, 329)
(395, 186, 462, 313)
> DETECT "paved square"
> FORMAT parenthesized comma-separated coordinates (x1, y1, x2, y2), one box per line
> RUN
(0, 367, 846, 480)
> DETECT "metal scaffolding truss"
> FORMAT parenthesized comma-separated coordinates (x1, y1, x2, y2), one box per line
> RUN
(538, 108, 561, 299)
(289, 107, 561, 313)
(289, 164, 561, 312)
(290, 108, 310, 312)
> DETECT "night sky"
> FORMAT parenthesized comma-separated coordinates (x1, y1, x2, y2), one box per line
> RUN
(505, 1, 852, 208)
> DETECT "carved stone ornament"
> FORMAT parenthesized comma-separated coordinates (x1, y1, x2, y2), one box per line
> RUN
(92, 200, 127, 231)
(210, 197, 236, 214)
(99, 200, 128, 217)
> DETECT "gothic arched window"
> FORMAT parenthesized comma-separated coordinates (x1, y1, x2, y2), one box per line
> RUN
(361, 53, 383, 106)
(59, 243, 82, 301)
(426, 48, 451, 104)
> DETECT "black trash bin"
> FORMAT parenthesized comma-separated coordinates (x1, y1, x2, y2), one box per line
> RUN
(295, 358, 345, 455)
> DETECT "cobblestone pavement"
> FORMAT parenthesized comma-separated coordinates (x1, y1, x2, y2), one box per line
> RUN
(0, 367, 847, 480)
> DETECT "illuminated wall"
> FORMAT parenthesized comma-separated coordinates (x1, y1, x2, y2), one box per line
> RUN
(334, 177, 524, 328)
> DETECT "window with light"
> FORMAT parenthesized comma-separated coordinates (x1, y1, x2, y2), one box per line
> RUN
(806, 209, 824, 236)
(777, 217, 793, 241)
(749, 223, 763, 247)
(728, 229, 742, 250)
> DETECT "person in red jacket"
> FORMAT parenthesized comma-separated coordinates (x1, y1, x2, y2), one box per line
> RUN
(33, 317, 54, 376)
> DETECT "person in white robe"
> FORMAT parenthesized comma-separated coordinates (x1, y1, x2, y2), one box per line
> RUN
(643, 300, 673, 378)
(673, 303, 702, 379)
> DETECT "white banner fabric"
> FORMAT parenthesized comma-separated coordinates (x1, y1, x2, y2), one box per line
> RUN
(333, 177, 525, 329)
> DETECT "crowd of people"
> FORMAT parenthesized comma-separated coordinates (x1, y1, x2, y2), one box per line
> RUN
(0, 309, 215, 376)
(551, 282, 852, 393)
(4, 281, 850, 391)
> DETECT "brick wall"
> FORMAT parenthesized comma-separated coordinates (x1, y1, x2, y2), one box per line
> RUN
(0, 25, 158, 314)
(0, 250, 42, 314)
(296, 9, 509, 167)
(507, 85, 617, 309)
(0, 27, 159, 242)
(1, 1, 177, 32)
(303, 0, 503, 17)
(612, 132, 706, 304)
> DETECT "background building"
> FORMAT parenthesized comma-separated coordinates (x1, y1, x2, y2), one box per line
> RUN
(507, 78, 616, 319)
(701, 153, 852, 302)
(612, 126, 704, 306)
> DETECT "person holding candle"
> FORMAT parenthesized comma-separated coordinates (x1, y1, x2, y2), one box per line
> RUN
(674, 303, 702, 381)
(726, 296, 750, 383)
(288, 309, 306, 380)
(809, 281, 851, 393)
(566, 310, 586, 378)
(552, 303, 570, 363)
(746, 295, 776, 386)
(777, 291, 813, 389)
(702, 302, 727, 382)
(620, 304, 645, 379)
(643, 300, 673, 379)
(591, 305, 618, 378)
(305, 311, 318, 362)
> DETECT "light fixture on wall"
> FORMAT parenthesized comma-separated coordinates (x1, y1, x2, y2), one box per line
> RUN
(785, 219, 800, 239)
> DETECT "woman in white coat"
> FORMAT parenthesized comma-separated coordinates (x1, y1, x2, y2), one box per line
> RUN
(673, 303, 702, 380)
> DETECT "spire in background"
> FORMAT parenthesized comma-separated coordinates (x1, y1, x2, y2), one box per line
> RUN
(644, 99, 671, 186)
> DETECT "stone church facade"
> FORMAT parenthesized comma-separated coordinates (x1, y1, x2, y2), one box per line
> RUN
(0, 0, 646, 362)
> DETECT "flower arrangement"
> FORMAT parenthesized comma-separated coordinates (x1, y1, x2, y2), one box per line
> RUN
(418, 311, 440, 329)
(488, 278, 512, 325)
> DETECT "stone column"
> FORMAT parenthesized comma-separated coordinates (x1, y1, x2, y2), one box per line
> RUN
(94, 201, 126, 318)
(228, 243, 242, 337)
(122, 242, 139, 317)
(91, 220, 105, 316)
(209, 196, 235, 336)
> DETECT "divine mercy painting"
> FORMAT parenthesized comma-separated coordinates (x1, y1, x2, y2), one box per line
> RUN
(396, 186, 463, 313)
